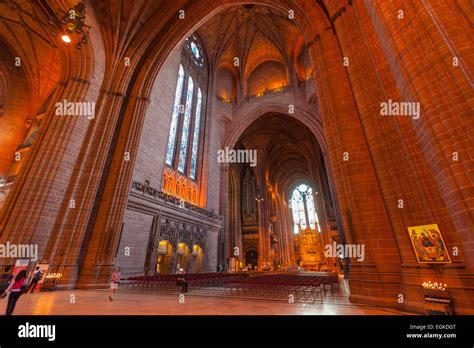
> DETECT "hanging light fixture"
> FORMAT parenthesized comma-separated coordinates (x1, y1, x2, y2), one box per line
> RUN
(61, 35, 71, 43)
(48, 1, 91, 49)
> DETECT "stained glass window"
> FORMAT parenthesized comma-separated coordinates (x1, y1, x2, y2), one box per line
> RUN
(306, 187, 318, 230)
(178, 76, 194, 173)
(290, 184, 321, 233)
(186, 35, 204, 67)
(189, 88, 202, 180)
(163, 34, 207, 203)
(291, 188, 305, 233)
(165, 64, 185, 165)
(191, 41, 200, 59)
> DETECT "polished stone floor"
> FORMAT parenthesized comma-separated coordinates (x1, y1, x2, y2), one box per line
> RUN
(0, 289, 411, 315)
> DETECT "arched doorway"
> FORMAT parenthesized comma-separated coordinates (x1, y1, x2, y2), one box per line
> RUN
(225, 112, 338, 272)
(245, 249, 258, 270)
(155, 240, 173, 275)
(176, 242, 190, 272)
(190, 244, 204, 273)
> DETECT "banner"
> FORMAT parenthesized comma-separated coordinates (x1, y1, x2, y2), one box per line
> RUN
(12, 259, 29, 278)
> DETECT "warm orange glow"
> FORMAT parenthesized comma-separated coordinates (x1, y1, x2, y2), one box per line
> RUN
(252, 84, 288, 98)
(268, 81, 285, 90)
(61, 35, 71, 43)
(192, 244, 202, 256)
(162, 167, 202, 206)
(218, 95, 231, 103)
(157, 240, 169, 255)
(422, 281, 448, 291)
(177, 243, 189, 256)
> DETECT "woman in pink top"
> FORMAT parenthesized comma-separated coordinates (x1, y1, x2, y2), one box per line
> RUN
(5, 270, 27, 315)
(109, 266, 121, 302)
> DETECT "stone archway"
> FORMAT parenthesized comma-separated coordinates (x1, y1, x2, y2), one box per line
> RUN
(0, 0, 420, 312)
(221, 111, 335, 272)
(75, 0, 339, 288)
(73, 1, 402, 310)
(0, 0, 470, 313)
(223, 104, 327, 156)
(0, 0, 107, 288)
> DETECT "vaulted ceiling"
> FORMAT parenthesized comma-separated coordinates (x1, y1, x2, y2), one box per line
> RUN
(238, 113, 322, 198)
(198, 5, 304, 79)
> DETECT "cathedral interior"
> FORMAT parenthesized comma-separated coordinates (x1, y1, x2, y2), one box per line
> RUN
(0, 0, 473, 319)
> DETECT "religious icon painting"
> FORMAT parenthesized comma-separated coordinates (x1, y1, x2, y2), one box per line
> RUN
(407, 224, 451, 264)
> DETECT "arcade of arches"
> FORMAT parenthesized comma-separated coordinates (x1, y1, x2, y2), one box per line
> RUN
(0, 0, 472, 315)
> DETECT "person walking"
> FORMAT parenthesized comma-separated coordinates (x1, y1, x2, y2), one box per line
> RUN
(109, 266, 121, 302)
(28, 266, 43, 293)
(176, 268, 188, 293)
(5, 270, 27, 315)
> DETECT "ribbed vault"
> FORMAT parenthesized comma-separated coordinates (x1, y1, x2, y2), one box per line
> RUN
(238, 112, 322, 197)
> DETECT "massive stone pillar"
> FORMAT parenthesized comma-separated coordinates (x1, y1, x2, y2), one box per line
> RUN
(75, 95, 151, 288)
(297, 0, 404, 309)
(320, 0, 473, 312)
(219, 164, 231, 270)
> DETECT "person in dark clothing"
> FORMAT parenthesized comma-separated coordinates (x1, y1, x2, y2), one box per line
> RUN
(28, 266, 43, 293)
(176, 268, 188, 293)
(5, 270, 27, 315)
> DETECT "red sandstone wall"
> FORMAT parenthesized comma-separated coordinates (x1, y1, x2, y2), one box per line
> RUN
(0, 45, 33, 176)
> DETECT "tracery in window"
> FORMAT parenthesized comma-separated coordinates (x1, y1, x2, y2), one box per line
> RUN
(189, 88, 202, 180)
(178, 76, 194, 173)
(162, 34, 207, 207)
(165, 64, 185, 165)
(290, 184, 321, 234)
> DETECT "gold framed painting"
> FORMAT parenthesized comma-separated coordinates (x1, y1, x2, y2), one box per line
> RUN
(407, 224, 451, 263)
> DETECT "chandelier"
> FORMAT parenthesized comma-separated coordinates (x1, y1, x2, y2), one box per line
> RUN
(48, 1, 91, 49)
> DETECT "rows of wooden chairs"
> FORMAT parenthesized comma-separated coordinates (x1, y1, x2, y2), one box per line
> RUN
(122, 273, 249, 291)
(223, 274, 339, 302)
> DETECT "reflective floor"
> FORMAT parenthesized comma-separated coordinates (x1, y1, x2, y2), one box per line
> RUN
(0, 289, 411, 315)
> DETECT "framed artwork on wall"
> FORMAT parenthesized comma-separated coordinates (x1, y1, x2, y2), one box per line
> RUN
(407, 224, 451, 264)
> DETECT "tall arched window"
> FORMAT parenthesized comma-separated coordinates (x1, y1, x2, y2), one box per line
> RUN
(162, 34, 207, 206)
(290, 184, 321, 234)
